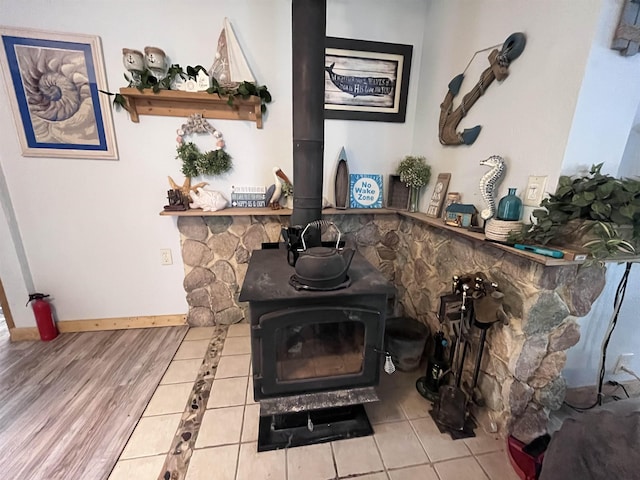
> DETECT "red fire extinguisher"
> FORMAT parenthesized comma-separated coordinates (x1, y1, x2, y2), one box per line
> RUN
(27, 293, 58, 341)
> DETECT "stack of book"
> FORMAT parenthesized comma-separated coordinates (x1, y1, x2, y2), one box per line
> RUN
(231, 186, 268, 208)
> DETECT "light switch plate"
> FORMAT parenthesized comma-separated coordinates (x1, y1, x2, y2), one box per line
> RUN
(524, 175, 547, 207)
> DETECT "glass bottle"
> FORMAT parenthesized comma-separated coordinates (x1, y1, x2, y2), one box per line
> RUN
(409, 186, 420, 213)
(497, 188, 522, 221)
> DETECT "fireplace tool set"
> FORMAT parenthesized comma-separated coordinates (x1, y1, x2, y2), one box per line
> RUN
(417, 274, 507, 438)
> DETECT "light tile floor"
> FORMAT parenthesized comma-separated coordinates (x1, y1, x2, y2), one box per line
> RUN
(109, 323, 520, 480)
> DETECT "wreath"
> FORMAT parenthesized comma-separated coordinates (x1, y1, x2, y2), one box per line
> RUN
(176, 114, 232, 177)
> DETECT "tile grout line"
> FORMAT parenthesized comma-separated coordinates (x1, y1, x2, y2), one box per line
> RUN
(156, 325, 228, 480)
(234, 373, 250, 480)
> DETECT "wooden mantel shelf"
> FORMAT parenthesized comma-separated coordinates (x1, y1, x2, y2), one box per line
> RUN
(159, 206, 591, 266)
(119, 88, 263, 128)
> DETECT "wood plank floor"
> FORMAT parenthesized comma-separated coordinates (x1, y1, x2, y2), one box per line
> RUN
(0, 326, 188, 480)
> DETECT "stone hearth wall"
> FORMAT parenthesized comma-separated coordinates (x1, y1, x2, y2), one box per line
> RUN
(177, 213, 605, 442)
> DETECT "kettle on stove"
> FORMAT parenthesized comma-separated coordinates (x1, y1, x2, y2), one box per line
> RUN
(287, 220, 355, 289)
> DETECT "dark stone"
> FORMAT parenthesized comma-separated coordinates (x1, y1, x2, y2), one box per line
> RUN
(523, 291, 570, 336)
(210, 282, 234, 312)
(243, 224, 268, 251)
(212, 260, 236, 285)
(559, 264, 606, 316)
(548, 319, 581, 352)
(509, 380, 534, 417)
(529, 351, 567, 388)
(235, 246, 250, 264)
(379, 261, 395, 281)
(535, 376, 567, 411)
(539, 265, 579, 290)
(377, 246, 396, 261)
(183, 267, 216, 292)
(178, 216, 209, 241)
(182, 432, 192, 441)
(186, 287, 210, 308)
(215, 307, 244, 325)
(204, 215, 233, 234)
(510, 403, 548, 444)
(164, 472, 171, 480)
(355, 223, 381, 246)
(207, 232, 239, 260)
(514, 335, 548, 381)
(182, 239, 214, 267)
(188, 307, 215, 326)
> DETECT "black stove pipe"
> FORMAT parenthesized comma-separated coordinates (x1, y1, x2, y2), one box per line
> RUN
(291, 0, 326, 237)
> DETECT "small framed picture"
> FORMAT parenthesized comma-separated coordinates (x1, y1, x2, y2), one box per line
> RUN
(386, 175, 410, 210)
(350, 174, 383, 208)
(426, 173, 451, 218)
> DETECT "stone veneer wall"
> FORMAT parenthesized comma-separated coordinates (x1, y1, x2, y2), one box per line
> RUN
(177, 213, 606, 442)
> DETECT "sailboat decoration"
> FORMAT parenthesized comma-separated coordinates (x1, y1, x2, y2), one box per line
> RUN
(209, 18, 255, 88)
(334, 147, 350, 210)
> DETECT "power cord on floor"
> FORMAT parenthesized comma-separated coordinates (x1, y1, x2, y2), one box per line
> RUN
(607, 380, 631, 399)
(620, 365, 640, 383)
(563, 262, 633, 412)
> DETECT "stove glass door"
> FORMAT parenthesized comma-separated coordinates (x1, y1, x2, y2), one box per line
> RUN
(257, 305, 382, 396)
(276, 320, 365, 381)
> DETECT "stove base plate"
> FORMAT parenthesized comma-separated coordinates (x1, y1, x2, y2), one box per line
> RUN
(257, 404, 372, 452)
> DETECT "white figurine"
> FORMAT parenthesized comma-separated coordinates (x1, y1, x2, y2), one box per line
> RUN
(189, 188, 228, 212)
(144, 46, 167, 78)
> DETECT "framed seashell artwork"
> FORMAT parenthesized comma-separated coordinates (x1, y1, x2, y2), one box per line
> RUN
(0, 27, 118, 160)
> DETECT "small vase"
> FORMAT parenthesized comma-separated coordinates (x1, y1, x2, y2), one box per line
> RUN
(409, 187, 420, 213)
(497, 188, 522, 221)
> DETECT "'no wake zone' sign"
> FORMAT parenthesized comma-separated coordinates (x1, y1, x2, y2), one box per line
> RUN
(350, 174, 383, 208)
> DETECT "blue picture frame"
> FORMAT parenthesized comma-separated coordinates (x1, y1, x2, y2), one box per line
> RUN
(0, 27, 117, 159)
(350, 174, 383, 209)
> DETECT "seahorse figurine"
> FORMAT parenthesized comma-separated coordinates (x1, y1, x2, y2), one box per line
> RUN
(479, 155, 506, 220)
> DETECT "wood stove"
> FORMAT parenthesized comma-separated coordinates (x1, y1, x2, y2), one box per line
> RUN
(239, 246, 395, 450)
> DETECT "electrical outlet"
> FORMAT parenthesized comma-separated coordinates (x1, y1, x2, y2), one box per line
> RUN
(523, 175, 548, 207)
(613, 353, 634, 374)
(160, 248, 173, 265)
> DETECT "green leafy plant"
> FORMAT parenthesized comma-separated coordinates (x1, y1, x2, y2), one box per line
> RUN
(100, 63, 272, 114)
(396, 155, 431, 188)
(177, 142, 232, 178)
(510, 163, 640, 261)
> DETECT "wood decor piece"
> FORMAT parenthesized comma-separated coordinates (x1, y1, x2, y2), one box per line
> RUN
(426, 173, 451, 218)
(612, 0, 640, 56)
(118, 88, 263, 127)
(334, 147, 350, 209)
(387, 175, 410, 210)
(439, 33, 526, 146)
(442, 192, 461, 220)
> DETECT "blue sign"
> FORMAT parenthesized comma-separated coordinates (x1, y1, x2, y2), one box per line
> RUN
(350, 174, 383, 209)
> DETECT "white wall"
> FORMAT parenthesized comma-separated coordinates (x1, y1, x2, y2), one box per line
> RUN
(0, 0, 426, 325)
(561, 0, 640, 387)
(562, 0, 640, 177)
(411, 0, 601, 215)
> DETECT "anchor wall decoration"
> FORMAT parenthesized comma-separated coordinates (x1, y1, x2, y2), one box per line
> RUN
(439, 32, 526, 146)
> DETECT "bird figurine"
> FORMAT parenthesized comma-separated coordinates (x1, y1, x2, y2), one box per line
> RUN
(479, 155, 506, 220)
(268, 167, 293, 209)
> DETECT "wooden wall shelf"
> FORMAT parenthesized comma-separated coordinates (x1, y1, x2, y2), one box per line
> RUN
(119, 88, 263, 128)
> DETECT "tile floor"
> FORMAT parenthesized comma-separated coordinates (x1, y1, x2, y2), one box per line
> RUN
(109, 324, 520, 480)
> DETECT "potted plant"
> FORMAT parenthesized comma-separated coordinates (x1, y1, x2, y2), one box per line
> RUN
(396, 155, 431, 213)
(510, 163, 640, 262)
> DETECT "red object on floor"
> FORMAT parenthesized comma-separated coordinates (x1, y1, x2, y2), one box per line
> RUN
(28, 293, 58, 341)
(507, 435, 544, 480)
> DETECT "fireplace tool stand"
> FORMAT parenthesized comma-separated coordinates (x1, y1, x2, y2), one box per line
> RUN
(430, 275, 506, 440)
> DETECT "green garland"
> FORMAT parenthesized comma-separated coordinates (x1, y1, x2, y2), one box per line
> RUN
(176, 141, 232, 178)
